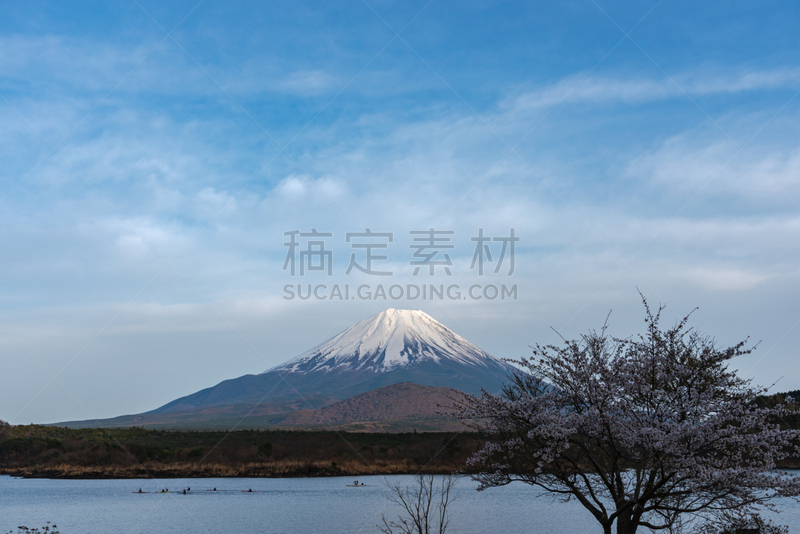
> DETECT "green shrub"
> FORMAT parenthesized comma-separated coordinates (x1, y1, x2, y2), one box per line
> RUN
(257, 442, 272, 457)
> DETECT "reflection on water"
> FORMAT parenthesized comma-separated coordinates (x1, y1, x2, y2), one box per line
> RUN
(2, 474, 799, 534)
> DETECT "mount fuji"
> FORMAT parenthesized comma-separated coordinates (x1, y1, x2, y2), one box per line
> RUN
(150, 309, 516, 414)
(56, 309, 518, 429)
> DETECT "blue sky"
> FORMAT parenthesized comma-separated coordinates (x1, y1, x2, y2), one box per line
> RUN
(2, 1, 800, 423)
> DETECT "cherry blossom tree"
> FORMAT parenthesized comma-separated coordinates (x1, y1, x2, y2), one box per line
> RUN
(455, 299, 800, 534)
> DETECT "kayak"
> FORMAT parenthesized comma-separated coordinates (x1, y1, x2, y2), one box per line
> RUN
(241, 490, 260, 493)
(346, 484, 367, 487)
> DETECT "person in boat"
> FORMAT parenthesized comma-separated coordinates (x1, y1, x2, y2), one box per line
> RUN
(183, 489, 186, 495)
(138, 488, 142, 493)
(187, 487, 190, 492)
(213, 487, 216, 491)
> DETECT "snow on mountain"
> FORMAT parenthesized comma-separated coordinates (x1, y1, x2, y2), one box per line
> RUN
(268, 309, 503, 374)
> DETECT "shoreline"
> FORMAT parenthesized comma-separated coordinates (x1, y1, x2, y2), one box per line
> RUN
(0, 461, 467, 480)
(4, 463, 796, 481)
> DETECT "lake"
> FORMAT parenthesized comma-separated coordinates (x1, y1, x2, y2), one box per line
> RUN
(2, 474, 799, 534)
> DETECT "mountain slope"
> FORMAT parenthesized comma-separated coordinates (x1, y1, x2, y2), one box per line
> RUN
(149, 309, 516, 415)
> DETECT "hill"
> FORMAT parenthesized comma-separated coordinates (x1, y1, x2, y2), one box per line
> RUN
(276, 382, 464, 431)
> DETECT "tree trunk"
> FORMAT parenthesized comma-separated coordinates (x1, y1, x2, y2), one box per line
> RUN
(615, 513, 638, 534)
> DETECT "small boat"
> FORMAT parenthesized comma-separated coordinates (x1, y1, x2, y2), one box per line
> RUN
(131, 491, 150, 494)
(241, 490, 260, 493)
(346, 484, 367, 487)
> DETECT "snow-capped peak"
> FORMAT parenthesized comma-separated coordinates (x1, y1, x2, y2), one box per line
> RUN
(267, 308, 502, 373)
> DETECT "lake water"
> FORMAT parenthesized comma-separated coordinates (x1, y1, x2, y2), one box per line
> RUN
(2, 474, 800, 534)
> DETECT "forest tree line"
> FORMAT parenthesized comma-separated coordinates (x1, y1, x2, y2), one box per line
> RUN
(0, 421, 480, 478)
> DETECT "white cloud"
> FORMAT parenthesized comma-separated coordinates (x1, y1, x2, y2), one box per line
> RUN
(626, 131, 800, 200)
(505, 68, 800, 111)
(275, 69, 338, 95)
(275, 175, 311, 197)
(679, 267, 772, 291)
(0, 35, 144, 91)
